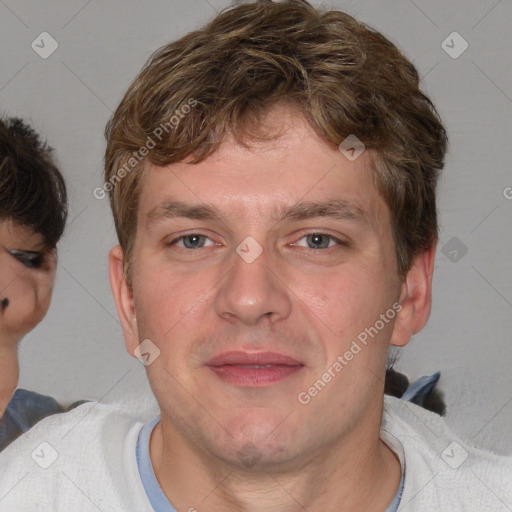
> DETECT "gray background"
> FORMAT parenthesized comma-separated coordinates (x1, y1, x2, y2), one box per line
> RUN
(1, 0, 511, 453)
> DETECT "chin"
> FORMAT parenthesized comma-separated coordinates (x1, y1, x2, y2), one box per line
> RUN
(204, 409, 301, 469)
(215, 436, 298, 472)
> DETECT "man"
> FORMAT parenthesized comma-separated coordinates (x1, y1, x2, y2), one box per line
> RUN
(0, 1, 510, 510)
(0, 117, 67, 450)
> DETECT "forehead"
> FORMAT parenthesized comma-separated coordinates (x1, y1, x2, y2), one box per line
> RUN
(136, 106, 389, 230)
(0, 220, 45, 249)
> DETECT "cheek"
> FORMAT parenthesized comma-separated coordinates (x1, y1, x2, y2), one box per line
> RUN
(296, 265, 398, 375)
(298, 266, 389, 329)
(132, 263, 209, 340)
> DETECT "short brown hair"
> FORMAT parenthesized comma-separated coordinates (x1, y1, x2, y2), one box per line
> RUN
(105, 0, 447, 282)
(0, 117, 67, 249)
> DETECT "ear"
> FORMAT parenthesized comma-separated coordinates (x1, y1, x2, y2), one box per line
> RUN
(109, 246, 139, 356)
(390, 243, 436, 347)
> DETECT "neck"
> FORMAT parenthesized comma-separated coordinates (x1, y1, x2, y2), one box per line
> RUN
(0, 346, 18, 420)
(150, 404, 401, 512)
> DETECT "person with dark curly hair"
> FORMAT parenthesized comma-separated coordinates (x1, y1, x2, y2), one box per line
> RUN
(0, 117, 67, 451)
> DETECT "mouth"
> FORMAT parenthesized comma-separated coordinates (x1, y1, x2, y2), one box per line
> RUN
(206, 351, 305, 387)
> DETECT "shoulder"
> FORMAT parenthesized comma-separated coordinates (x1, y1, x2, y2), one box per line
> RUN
(0, 394, 158, 510)
(382, 395, 512, 510)
(7, 388, 63, 416)
(0, 388, 63, 451)
(0, 392, 157, 460)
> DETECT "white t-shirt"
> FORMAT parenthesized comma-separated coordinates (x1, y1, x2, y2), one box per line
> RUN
(0, 394, 511, 511)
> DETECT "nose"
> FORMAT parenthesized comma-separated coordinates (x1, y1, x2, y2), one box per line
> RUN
(215, 242, 292, 326)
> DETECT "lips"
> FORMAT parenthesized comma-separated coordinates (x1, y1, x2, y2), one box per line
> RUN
(207, 351, 302, 367)
(206, 351, 304, 387)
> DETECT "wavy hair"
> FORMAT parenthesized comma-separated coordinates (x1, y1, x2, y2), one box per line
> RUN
(105, 0, 447, 282)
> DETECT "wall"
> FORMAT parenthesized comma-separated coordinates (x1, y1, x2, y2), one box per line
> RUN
(1, 0, 511, 454)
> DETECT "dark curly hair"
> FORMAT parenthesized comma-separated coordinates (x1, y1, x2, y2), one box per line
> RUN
(0, 117, 67, 249)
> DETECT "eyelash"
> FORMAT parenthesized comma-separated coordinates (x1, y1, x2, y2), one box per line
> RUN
(166, 232, 346, 251)
(6, 249, 44, 269)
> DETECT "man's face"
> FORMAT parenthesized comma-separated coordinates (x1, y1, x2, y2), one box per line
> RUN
(117, 106, 414, 468)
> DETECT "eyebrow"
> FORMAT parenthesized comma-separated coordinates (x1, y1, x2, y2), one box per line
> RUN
(145, 199, 369, 229)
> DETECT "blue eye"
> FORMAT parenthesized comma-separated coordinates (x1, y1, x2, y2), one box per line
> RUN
(170, 234, 214, 249)
(295, 233, 343, 249)
(166, 232, 344, 252)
